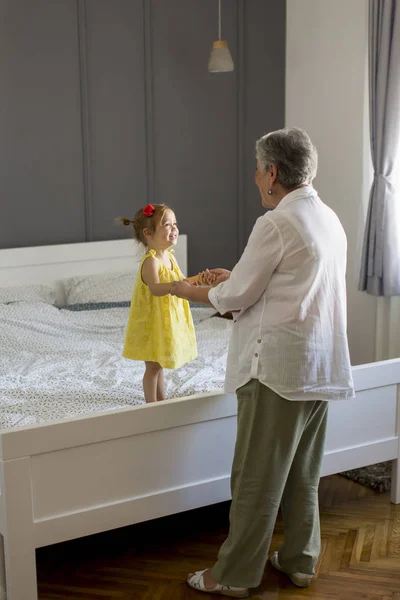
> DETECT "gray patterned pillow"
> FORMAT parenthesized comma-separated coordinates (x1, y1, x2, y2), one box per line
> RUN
(64, 301, 130, 311)
(62, 271, 136, 305)
(62, 301, 217, 325)
(0, 284, 56, 305)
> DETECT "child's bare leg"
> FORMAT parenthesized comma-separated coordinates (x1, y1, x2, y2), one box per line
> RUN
(157, 368, 166, 401)
(143, 362, 162, 403)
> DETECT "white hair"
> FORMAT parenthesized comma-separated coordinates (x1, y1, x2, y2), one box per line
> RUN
(255, 127, 318, 189)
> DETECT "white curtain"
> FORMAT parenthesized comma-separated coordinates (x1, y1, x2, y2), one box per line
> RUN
(359, 0, 400, 296)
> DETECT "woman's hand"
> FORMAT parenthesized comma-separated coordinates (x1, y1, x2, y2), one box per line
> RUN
(198, 270, 217, 286)
(170, 281, 193, 300)
(209, 268, 231, 285)
(197, 269, 230, 286)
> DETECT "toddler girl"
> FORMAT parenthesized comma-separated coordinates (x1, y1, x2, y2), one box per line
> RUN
(120, 203, 201, 403)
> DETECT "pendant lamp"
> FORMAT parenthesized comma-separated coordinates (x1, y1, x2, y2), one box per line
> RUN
(208, 0, 234, 73)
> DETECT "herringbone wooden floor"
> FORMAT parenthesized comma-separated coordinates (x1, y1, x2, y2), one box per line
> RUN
(37, 475, 400, 599)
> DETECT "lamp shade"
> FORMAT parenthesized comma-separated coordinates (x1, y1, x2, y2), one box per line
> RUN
(208, 40, 234, 73)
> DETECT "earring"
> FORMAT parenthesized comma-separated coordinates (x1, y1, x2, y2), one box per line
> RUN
(268, 189, 272, 195)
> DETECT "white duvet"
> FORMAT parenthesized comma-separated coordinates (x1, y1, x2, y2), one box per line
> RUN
(0, 303, 232, 430)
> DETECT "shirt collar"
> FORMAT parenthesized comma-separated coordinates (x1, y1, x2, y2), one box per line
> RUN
(274, 185, 317, 210)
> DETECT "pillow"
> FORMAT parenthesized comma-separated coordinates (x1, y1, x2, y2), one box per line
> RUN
(0, 283, 56, 305)
(63, 301, 217, 327)
(64, 301, 130, 312)
(62, 271, 136, 305)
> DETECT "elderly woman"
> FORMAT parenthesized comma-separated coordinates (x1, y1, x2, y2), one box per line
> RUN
(171, 127, 354, 598)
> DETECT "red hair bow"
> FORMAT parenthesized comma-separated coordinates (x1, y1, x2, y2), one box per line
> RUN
(143, 204, 155, 217)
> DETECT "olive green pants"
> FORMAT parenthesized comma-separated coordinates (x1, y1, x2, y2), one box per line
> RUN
(211, 379, 328, 589)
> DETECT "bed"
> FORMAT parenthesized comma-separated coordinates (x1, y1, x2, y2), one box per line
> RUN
(0, 237, 400, 600)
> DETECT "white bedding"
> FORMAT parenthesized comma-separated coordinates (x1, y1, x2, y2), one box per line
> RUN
(0, 303, 232, 430)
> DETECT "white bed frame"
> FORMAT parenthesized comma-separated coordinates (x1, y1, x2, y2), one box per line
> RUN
(0, 238, 400, 600)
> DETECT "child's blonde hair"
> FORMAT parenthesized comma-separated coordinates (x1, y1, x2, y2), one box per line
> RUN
(119, 203, 171, 247)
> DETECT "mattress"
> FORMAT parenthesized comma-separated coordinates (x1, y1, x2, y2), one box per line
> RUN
(0, 303, 232, 430)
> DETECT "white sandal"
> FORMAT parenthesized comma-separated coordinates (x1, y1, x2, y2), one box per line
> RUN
(270, 552, 313, 588)
(187, 570, 250, 598)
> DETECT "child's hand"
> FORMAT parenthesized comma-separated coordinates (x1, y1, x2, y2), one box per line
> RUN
(184, 272, 217, 286)
(198, 270, 217, 286)
(198, 269, 230, 286)
(184, 275, 201, 286)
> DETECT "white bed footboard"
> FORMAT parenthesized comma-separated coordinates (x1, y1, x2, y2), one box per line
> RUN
(0, 393, 237, 600)
(323, 360, 400, 492)
(1, 359, 400, 600)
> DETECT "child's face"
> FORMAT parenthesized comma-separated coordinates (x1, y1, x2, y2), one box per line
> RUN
(150, 209, 179, 249)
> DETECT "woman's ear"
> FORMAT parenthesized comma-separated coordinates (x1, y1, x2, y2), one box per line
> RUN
(270, 164, 278, 184)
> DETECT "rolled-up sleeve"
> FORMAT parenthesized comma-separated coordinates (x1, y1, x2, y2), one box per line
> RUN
(208, 215, 283, 315)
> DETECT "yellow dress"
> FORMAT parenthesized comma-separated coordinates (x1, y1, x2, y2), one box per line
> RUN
(122, 249, 197, 369)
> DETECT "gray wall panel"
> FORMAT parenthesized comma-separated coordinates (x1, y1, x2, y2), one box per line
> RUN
(242, 0, 286, 247)
(0, 0, 85, 247)
(1, 0, 286, 273)
(151, 0, 238, 274)
(84, 0, 147, 241)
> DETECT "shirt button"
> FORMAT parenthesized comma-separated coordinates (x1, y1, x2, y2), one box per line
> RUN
(254, 353, 259, 357)
(257, 339, 261, 343)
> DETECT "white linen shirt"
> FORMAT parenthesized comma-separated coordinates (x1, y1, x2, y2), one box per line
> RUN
(208, 186, 355, 401)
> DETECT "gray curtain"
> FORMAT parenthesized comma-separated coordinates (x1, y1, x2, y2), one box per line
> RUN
(359, 0, 400, 296)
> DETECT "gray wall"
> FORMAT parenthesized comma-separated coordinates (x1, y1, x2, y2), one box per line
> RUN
(1, 0, 285, 274)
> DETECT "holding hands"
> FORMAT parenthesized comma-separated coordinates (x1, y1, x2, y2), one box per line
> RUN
(198, 268, 231, 286)
(184, 268, 231, 287)
(173, 267, 231, 301)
